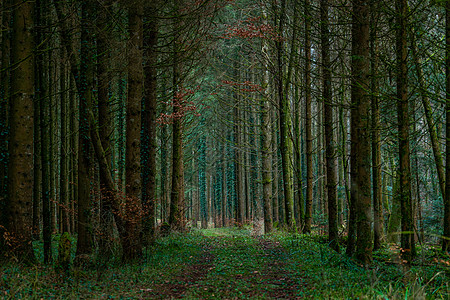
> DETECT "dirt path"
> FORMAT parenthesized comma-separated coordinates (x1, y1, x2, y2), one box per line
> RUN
(143, 236, 305, 299)
(143, 242, 215, 299)
(256, 238, 305, 299)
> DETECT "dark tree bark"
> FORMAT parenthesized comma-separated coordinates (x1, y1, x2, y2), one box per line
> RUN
(96, 0, 115, 259)
(37, 0, 51, 263)
(233, 60, 245, 226)
(168, 1, 186, 230)
(370, 1, 383, 251)
(321, 0, 339, 252)
(262, 42, 273, 234)
(0, 1, 10, 232)
(443, 0, 450, 253)
(304, 0, 313, 234)
(60, 50, 70, 234)
(142, 0, 158, 244)
(276, 0, 295, 231)
(350, 0, 372, 264)
(76, 0, 94, 258)
(5, 0, 35, 262)
(32, 0, 41, 241)
(123, 2, 144, 260)
(396, 0, 415, 261)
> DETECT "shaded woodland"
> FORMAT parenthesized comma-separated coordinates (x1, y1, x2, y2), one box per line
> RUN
(1, 0, 450, 297)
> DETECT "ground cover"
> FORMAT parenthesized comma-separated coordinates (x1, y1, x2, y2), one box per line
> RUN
(0, 228, 449, 299)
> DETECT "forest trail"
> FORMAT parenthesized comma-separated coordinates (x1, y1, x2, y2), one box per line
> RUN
(3, 228, 448, 298)
(145, 232, 307, 299)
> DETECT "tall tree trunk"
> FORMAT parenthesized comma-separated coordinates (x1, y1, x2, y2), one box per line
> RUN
(69, 72, 77, 235)
(76, 0, 94, 258)
(199, 135, 207, 229)
(351, 0, 372, 264)
(38, 0, 52, 263)
(142, 0, 158, 244)
(304, 0, 313, 234)
(169, 0, 185, 230)
(443, 0, 450, 252)
(370, 1, 383, 251)
(396, 0, 415, 261)
(321, 0, 339, 252)
(33, 78, 41, 241)
(222, 144, 227, 227)
(272, 106, 280, 225)
(60, 49, 70, 234)
(0, 1, 10, 233)
(32, 0, 41, 241)
(233, 60, 245, 226)
(160, 123, 168, 222)
(6, 0, 35, 262)
(276, 0, 295, 230)
(262, 35, 273, 233)
(123, 2, 144, 260)
(97, 0, 114, 260)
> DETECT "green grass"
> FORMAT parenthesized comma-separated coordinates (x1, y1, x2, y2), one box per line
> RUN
(1, 228, 449, 299)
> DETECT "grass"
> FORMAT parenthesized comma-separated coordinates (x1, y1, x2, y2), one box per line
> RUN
(1, 228, 449, 299)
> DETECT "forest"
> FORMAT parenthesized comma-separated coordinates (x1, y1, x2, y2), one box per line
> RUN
(1, 0, 450, 298)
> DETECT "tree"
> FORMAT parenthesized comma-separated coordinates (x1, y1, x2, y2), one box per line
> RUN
(350, 0, 372, 264)
(443, 0, 450, 252)
(396, 0, 415, 261)
(123, 1, 144, 260)
(321, 0, 339, 252)
(142, 0, 158, 244)
(5, 0, 35, 262)
(261, 23, 273, 233)
(370, 0, 382, 251)
(304, 0, 313, 234)
(96, 0, 115, 259)
(169, 0, 186, 230)
(275, 0, 295, 231)
(76, 0, 94, 259)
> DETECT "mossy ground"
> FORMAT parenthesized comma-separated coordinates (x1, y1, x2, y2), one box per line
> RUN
(1, 228, 449, 299)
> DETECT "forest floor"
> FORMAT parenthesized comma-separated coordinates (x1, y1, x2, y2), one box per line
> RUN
(1, 227, 450, 299)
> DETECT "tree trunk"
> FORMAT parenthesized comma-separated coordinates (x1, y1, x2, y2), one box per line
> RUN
(0, 1, 10, 232)
(123, 2, 144, 260)
(60, 49, 70, 234)
(199, 136, 207, 229)
(351, 0, 372, 264)
(443, 0, 450, 252)
(76, 0, 94, 258)
(142, 0, 158, 244)
(6, 0, 35, 262)
(321, 0, 339, 252)
(97, 0, 114, 260)
(276, 0, 295, 231)
(304, 0, 313, 234)
(396, 0, 415, 261)
(262, 34, 273, 233)
(370, 2, 383, 251)
(169, 0, 185, 231)
(32, 0, 41, 241)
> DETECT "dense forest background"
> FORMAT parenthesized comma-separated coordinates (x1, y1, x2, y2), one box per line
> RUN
(1, 0, 450, 270)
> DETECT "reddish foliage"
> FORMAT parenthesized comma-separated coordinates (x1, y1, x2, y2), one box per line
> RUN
(157, 87, 202, 125)
(221, 16, 283, 41)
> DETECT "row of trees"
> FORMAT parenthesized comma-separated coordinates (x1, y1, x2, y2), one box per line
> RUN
(211, 0, 450, 263)
(0, 0, 449, 266)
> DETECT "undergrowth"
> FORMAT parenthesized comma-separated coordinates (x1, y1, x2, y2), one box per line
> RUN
(0, 228, 449, 299)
